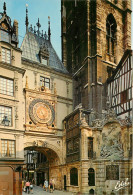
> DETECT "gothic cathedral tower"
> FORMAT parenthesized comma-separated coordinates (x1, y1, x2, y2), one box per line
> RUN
(61, 0, 131, 115)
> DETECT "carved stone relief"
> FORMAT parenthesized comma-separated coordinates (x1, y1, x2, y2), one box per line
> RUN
(100, 129, 124, 160)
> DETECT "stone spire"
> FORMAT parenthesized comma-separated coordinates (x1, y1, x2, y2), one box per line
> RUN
(25, 4, 29, 33)
(36, 18, 41, 36)
(48, 16, 51, 41)
(3, 2, 6, 14)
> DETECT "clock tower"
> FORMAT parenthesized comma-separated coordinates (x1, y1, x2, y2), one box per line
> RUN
(61, 0, 131, 115)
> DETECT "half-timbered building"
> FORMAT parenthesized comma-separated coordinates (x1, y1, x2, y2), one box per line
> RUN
(107, 49, 133, 119)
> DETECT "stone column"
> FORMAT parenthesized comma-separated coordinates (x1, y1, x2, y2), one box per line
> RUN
(14, 71, 18, 100)
(80, 161, 89, 194)
(80, 115, 92, 194)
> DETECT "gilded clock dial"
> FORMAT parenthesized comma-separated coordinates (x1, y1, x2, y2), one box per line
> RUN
(33, 103, 51, 123)
(29, 99, 55, 125)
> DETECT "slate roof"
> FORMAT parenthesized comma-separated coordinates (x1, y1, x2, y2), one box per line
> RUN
(21, 31, 68, 74)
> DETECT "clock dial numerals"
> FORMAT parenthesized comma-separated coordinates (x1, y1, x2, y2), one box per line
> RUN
(33, 103, 51, 123)
(29, 99, 55, 125)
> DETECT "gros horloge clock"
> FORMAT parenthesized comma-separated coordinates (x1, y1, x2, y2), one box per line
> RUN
(29, 99, 55, 125)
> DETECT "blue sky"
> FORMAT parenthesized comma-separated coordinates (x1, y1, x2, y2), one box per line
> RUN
(0, 0, 133, 60)
(0, 0, 61, 58)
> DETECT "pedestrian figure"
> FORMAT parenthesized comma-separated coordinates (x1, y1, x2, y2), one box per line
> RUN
(44, 179, 48, 192)
(25, 180, 30, 194)
(49, 180, 53, 193)
(30, 182, 33, 194)
(52, 178, 55, 190)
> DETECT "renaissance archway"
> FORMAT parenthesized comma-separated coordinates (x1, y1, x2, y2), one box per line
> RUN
(23, 139, 63, 189)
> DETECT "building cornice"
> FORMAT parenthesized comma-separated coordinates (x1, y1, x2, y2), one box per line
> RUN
(73, 54, 102, 77)
(22, 57, 72, 79)
(102, 59, 117, 69)
(0, 62, 25, 75)
(24, 131, 63, 137)
(24, 88, 57, 98)
(0, 128, 25, 133)
(57, 95, 73, 103)
(0, 41, 22, 53)
(0, 158, 25, 162)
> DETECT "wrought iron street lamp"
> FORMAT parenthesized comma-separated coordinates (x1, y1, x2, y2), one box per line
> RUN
(2, 115, 10, 126)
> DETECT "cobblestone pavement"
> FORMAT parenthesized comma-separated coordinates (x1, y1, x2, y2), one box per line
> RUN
(22, 185, 75, 195)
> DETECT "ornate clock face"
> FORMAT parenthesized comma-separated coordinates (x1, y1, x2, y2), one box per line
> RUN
(29, 99, 55, 125)
(33, 102, 51, 122)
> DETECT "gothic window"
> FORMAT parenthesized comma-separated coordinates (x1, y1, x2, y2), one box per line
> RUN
(1, 47, 11, 63)
(1, 139, 15, 157)
(88, 137, 93, 158)
(88, 168, 95, 186)
(70, 168, 78, 186)
(40, 76, 50, 89)
(0, 76, 14, 96)
(0, 105, 12, 126)
(106, 14, 117, 56)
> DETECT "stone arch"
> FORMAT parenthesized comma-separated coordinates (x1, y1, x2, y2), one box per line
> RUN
(24, 139, 62, 165)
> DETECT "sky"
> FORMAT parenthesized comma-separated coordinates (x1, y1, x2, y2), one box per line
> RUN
(0, 0, 62, 58)
(0, 0, 133, 60)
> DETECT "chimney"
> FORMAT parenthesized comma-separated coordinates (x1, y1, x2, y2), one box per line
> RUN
(13, 20, 18, 37)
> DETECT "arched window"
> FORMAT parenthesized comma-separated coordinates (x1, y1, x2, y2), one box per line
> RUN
(89, 189, 94, 194)
(88, 168, 95, 186)
(70, 168, 78, 186)
(106, 14, 117, 56)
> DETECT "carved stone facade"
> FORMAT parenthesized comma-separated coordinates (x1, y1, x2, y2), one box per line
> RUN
(0, 1, 132, 195)
(61, 1, 132, 194)
(0, 2, 73, 193)
(63, 108, 132, 194)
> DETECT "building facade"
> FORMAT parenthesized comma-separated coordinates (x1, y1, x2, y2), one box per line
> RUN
(0, 2, 73, 194)
(0, 1, 132, 195)
(0, 3, 25, 194)
(61, 0, 132, 195)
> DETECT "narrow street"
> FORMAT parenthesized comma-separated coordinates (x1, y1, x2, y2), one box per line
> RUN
(22, 185, 75, 195)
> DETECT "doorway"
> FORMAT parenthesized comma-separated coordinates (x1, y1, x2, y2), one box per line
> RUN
(64, 175, 66, 190)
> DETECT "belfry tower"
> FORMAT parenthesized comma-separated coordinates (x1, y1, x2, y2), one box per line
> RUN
(61, 0, 131, 115)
